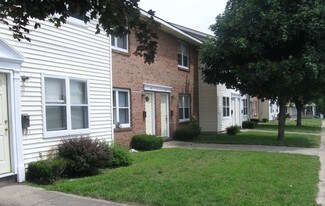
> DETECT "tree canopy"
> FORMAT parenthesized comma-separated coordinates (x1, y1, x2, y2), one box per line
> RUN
(201, 0, 325, 139)
(0, 0, 159, 64)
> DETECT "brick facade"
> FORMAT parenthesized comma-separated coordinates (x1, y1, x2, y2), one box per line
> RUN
(112, 29, 199, 147)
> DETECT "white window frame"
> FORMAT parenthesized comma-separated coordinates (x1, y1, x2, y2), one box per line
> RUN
(179, 94, 190, 122)
(42, 75, 90, 138)
(111, 35, 129, 53)
(223, 97, 230, 118)
(113, 88, 131, 128)
(178, 40, 189, 69)
(243, 99, 248, 116)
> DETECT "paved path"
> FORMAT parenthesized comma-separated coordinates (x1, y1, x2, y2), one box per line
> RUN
(164, 121, 325, 205)
(0, 185, 128, 206)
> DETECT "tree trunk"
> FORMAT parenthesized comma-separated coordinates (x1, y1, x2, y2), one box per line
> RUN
(278, 98, 287, 141)
(295, 99, 303, 127)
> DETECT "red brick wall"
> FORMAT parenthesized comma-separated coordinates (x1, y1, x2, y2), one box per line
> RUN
(112, 30, 199, 147)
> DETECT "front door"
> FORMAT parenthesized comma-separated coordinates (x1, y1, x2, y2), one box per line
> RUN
(160, 94, 169, 137)
(0, 73, 10, 174)
(145, 92, 155, 135)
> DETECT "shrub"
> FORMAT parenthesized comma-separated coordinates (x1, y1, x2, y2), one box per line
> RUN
(174, 117, 201, 141)
(130, 134, 164, 151)
(26, 158, 66, 184)
(242, 121, 257, 129)
(174, 128, 198, 141)
(226, 125, 241, 135)
(107, 145, 132, 168)
(57, 137, 113, 176)
(250, 119, 259, 124)
(262, 118, 269, 123)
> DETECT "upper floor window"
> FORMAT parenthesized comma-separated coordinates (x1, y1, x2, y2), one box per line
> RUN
(113, 88, 131, 128)
(111, 35, 128, 52)
(44, 76, 89, 137)
(223, 97, 230, 117)
(178, 41, 189, 68)
(243, 99, 248, 115)
(179, 94, 190, 122)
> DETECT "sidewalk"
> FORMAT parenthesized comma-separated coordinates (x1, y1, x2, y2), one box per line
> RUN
(0, 185, 128, 206)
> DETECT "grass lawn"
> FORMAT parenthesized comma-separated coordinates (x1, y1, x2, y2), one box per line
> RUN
(196, 131, 320, 148)
(40, 149, 319, 206)
(255, 118, 322, 133)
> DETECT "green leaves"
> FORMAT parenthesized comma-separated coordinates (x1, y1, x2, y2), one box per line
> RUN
(0, 0, 159, 64)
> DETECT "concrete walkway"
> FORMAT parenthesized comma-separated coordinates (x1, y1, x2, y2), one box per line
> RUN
(0, 185, 128, 206)
(164, 120, 325, 205)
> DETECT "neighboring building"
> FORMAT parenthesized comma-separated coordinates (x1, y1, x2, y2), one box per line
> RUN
(0, 17, 113, 182)
(286, 103, 316, 119)
(250, 97, 260, 120)
(258, 100, 279, 121)
(170, 25, 250, 133)
(112, 14, 201, 146)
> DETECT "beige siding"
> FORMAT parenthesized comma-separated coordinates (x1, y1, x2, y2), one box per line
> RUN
(198, 72, 218, 132)
(0, 19, 112, 164)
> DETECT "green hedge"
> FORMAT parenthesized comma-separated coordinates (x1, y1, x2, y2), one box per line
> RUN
(242, 121, 257, 129)
(107, 145, 132, 167)
(131, 134, 164, 151)
(226, 125, 241, 135)
(26, 158, 66, 184)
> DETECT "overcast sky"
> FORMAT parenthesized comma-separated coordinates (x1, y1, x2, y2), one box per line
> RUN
(139, 0, 228, 35)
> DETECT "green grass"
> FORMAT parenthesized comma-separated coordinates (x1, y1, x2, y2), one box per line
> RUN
(196, 131, 320, 148)
(40, 149, 319, 206)
(255, 118, 322, 133)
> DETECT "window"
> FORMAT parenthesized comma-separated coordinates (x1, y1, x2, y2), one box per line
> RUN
(179, 95, 190, 122)
(111, 35, 128, 52)
(178, 41, 189, 68)
(113, 89, 131, 128)
(243, 99, 248, 115)
(223, 97, 230, 117)
(44, 77, 89, 137)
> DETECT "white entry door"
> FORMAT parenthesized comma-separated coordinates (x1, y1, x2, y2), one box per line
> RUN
(160, 94, 169, 137)
(0, 73, 10, 174)
(145, 92, 155, 135)
(231, 98, 241, 126)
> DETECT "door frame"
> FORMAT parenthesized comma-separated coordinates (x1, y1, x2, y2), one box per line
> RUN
(0, 38, 24, 182)
(145, 92, 156, 135)
(160, 93, 170, 137)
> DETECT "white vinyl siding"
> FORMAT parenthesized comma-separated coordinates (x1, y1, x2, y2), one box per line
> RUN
(178, 41, 189, 68)
(111, 35, 128, 52)
(0, 18, 112, 164)
(113, 89, 131, 128)
(179, 94, 190, 122)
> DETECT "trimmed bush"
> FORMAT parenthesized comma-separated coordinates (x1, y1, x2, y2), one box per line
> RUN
(242, 121, 257, 129)
(107, 145, 132, 168)
(131, 134, 163, 151)
(26, 158, 66, 184)
(58, 137, 113, 176)
(226, 125, 241, 135)
(174, 128, 198, 141)
(189, 117, 201, 136)
(250, 119, 259, 124)
(262, 118, 269, 123)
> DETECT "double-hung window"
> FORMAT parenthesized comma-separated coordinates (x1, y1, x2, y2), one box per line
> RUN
(44, 76, 89, 137)
(179, 94, 190, 122)
(223, 97, 230, 117)
(113, 89, 131, 128)
(178, 41, 189, 68)
(243, 99, 248, 115)
(111, 35, 128, 52)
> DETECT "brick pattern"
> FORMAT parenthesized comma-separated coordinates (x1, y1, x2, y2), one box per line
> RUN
(112, 30, 199, 147)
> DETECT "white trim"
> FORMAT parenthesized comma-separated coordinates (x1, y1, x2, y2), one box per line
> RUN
(110, 38, 114, 145)
(140, 10, 202, 45)
(222, 96, 230, 118)
(178, 40, 189, 68)
(144, 83, 172, 93)
(112, 88, 131, 128)
(42, 74, 90, 138)
(66, 17, 88, 28)
(160, 93, 170, 137)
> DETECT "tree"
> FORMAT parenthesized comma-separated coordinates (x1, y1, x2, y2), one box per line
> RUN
(0, 0, 158, 64)
(201, 0, 325, 140)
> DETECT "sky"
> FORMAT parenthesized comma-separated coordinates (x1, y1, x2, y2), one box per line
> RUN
(139, 0, 228, 35)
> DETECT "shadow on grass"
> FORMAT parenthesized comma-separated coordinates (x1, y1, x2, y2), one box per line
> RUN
(196, 132, 320, 148)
